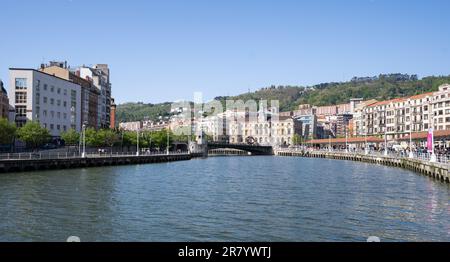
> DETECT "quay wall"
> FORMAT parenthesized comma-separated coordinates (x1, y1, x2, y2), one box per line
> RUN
(276, 150, 450, 184)
(0, 154, 191, 173)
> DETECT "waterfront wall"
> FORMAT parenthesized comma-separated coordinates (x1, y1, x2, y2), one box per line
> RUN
(0, 154, 191, 173)
(276, 150, 450, 184)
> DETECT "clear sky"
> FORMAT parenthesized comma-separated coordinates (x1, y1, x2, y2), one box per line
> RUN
(1, 0, 450, 104)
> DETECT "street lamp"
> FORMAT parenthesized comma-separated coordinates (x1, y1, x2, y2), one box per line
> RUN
(328, 135, 332, 152)
(365, 128, 369, 155)
(345, 128, 349, 153)
(136, 128, 140, 156)
(384, 129, 388, 156)
(166, 129, 170, 155)
(81, 123, 86, 158)
(408, 126, 414, 159)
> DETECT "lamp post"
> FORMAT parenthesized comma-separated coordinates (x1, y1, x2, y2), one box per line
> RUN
(81, 123, 86, 158)
(408, 126, 414, 159)
(136, 128, 140, 156)
(365, 129, 369, 155)
(384, 129, 388, 156)
(329, 135, 332, 152)
(345, 128, 349, 153)
(166, 129, 170, 155)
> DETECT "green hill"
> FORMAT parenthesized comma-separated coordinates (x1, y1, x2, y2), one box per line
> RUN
(116, 74, 450, 122)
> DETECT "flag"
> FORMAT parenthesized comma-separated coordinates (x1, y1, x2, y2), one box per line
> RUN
(427, 128, 434, 153)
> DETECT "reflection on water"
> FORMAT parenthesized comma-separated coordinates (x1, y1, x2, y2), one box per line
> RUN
(0, 156, 449, 242)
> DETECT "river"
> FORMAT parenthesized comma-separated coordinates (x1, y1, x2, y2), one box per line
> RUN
(0, 156, 449, 242)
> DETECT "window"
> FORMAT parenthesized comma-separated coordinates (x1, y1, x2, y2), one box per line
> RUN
(43, 110, 47, 117)
(57, 100, 61, 106)
(63, 101, 67, 107)
(15, 92, 27, 103)
(57, 112, 61, 119)
(15, 78, 27, 89)
(50, 124, 54, 130)
(35, 93, 40, 105)
(50, 86, 54, 92)
(43, 97, 48, 104)
(50, 98, 54, 105)
(15, 106, 27, 117)
(57, 88, 61, 94)
(44, 84, 48, 91)
(57, 125, 60, 131)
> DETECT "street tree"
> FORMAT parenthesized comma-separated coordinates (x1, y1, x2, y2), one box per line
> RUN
(17, 121, 51, 150)
(0, 118, 16, 145)
(60, 129, 80, 146)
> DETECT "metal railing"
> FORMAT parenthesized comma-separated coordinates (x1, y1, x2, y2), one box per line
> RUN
(0, 151, 191, 161)
(277, 147, 450, 167)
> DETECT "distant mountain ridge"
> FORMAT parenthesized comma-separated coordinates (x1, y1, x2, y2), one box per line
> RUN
(116, 73, 450, 122)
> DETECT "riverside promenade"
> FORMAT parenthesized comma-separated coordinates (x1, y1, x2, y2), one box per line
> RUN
(276, 149, 450, 183)
(0, 151, 192, 173)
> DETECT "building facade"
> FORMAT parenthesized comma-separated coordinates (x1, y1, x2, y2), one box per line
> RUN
(79, 64, 112, 129)
(353, 84, 450, 140)
(40, 62, 100, 129)
(119, 121, 143, 131)
(9, 69, 82, 136)
(293, 114, 317, 139)
(0, 80, 9, 119)
(228, 114, 303, 147)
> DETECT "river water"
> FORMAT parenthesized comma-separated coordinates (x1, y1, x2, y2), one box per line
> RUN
(0, 156, 449, 242)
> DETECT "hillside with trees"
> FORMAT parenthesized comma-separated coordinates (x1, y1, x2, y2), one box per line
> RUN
(116, 74, 450, 122)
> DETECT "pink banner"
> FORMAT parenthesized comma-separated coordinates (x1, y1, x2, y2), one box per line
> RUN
(427, 128, 433, 152)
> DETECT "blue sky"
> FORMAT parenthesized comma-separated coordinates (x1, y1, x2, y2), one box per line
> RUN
(1, 0, 450, 104)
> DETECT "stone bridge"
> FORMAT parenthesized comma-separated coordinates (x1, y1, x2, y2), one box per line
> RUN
(207, 142, 273, 156)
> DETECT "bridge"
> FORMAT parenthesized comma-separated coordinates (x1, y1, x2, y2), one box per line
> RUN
(207, 142, 273, 156)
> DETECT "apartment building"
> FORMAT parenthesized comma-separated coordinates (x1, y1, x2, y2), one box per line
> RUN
(39, 62, 100, 129)
(352, 99, 378, 136)
(79, 64, 112, 129)
(9, 69, 81, 136)
(293, 114, 317, 139)
(431, 84, 450, 131)
(353, 84, 450, 140)
(0, 80, 9, 119)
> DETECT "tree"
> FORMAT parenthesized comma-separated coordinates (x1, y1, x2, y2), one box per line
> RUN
(97, 129, 119, 149)
(17, 121, 51, 150)
(292, 134, 302, 146)
(85, 128, 101, 147)
(0, 118, 16, 145)
(61, 129, 80, 146)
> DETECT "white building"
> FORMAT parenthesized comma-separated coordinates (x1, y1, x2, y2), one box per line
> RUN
(9, 68, 82, 136)
(119, 121, 143, 131)
(79, 64, 112, 129)
(228, 114, 303, 147)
